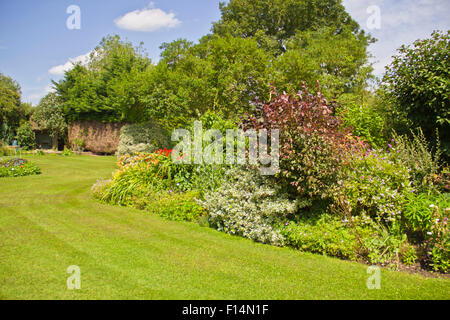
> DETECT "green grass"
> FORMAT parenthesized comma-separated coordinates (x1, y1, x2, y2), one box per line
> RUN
(0, 155, 449, 300)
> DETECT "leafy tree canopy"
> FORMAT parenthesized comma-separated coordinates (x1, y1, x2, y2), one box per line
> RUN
(0, 73, 31, 143)
(145, 34, 271, 129)
(54, 35, 153, 123)
(212, 0, 371, 55)
(382, 30, 450, 159)
(31, 92, 67, 139)
(272, 25, 373, 98)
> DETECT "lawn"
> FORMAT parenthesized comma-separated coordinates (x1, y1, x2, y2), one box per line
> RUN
(0, 155, 448, 300)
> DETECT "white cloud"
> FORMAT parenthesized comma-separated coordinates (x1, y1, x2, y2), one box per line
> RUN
(114, 3, 181, 32)
(48, 51, 93, 75)
(27, 84, 55, 105)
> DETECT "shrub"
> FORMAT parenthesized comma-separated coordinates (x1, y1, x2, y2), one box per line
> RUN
(91, 178, 113, 200)
(189, 110, 237, 135)
(72, 136, 85, 154)
(0, 158, 41, 177)
(280, 213, 406, 268)
(382, 30, 450, 160)
(117, 121, 170, 156)
(61, 147, 73, 157)
(357, 223, 406, 268)
(336, 93, 386, 148)
(0, 141, 13, 156)
(400, 244, 418, 266)
(242, 86, 365, 203)
(93, 152, 206, 222)
(434, 166, 450, 193)
(426, 201, 449, 273)
(150, 191, 205, 222)
(16, 122, 35, 150)
(338, 149, 412, 227)
(97, 153, 175, 207)
(198, 167, 297, 246)
(390, 130, 442, 194)
(173, 163, 226, 195)
(0, 123, 15, 145)
(31, 92, 67, 142)
(403, 193, 449, 237)
(403, 192, 449, 273)
(280, 214, 360, 260)
(34, 149, 45, 156)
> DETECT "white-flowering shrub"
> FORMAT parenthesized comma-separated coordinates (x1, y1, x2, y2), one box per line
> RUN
(198, 167, 297, 246)
(117, 121, 170, 156)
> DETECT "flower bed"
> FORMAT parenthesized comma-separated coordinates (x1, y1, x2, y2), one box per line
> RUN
(0, 158, 41, 177)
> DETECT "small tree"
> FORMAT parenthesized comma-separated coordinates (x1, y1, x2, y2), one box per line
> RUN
(242, 85, 366, 203)
(382, 30, 450, 160)
(16, 122, 35, 150)
(32, 93, 67, 148)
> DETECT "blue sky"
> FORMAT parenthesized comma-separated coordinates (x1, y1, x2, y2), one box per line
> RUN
(0, 0, 448, 105)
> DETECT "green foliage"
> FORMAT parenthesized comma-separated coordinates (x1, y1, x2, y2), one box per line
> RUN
(61, 147, 73, 157)
(190, 110, 237, 135)
(415, 196, 449, 273)
(150, 191, 205, 222)
(35, 149, 45, 156)
(430, 245, 449, 273)
(339, 149, 412, 227)
(198, 167, 297, 246)
(357, 223, 406, 268)
(400, 244, 418, 266)
(272, 26, 373, 99)
(149, 35, 271, 127)
(212, 0, 368, 55)
(336, 93, 386, 148)
(403, 193, 449, 236)
(31, 92, 67, 140)
(243, 87, 365, 202)
(0, 158, 41, 177)
(54, 35, 153, 123)
(281, 213, 405, 268)
(0, 73, 31, 143)
(93, 152, 208, 223)
(0, 123, 15, 145)
(172, 163, 226, 195)
(0, 141, 13, 156)
(72, 135, 86, 154)
(53, 0, 375, 128)
(390, 130, 442, 193)
(16, 122, 35, 150)
(117, 121, 170, 156)
(280, 214, 361, 260)
(382, 30, 450, 160)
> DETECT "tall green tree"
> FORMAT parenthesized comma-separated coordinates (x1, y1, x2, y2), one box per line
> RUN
(271, 26, 373, 98)
(0, 73, 30, 143)
(212, 0, 369, 55)
(54, 35, 153, 123)
(145, 34, 271, 128)
(382, 30, 450, 160)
